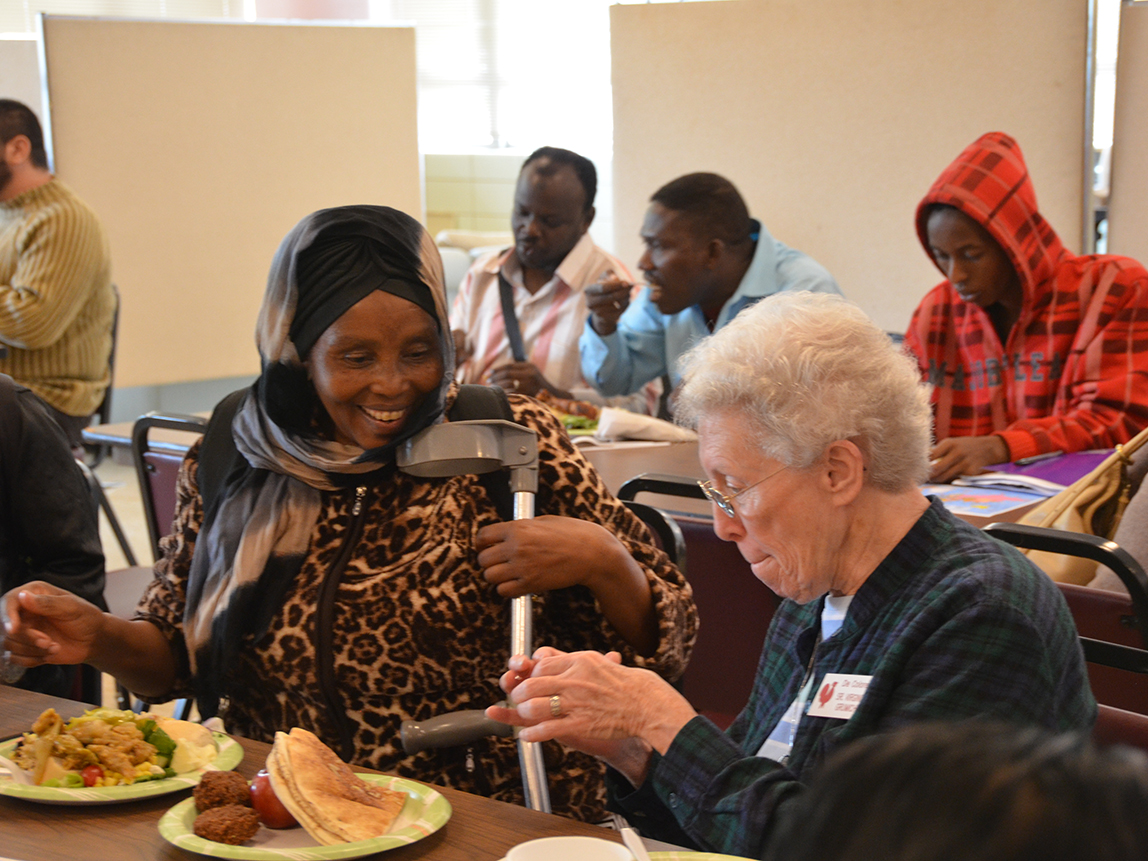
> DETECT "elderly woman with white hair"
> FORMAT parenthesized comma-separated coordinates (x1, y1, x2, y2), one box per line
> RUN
(488, 292, 1095, 858)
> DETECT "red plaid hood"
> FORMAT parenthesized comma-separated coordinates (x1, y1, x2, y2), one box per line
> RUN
(915, 132, 1067, 305)
(906, 132, 1148, 460)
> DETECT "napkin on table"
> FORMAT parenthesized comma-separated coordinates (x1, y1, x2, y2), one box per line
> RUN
(594, 408, 697, 443)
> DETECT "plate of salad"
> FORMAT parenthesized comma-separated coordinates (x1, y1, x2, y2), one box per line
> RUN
(0, 707, 242, 805)
(561, 413, 599, 437)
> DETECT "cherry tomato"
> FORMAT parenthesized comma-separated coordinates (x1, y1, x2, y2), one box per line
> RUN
(250, 769, 298, 829)
(81, 764, 103, 787)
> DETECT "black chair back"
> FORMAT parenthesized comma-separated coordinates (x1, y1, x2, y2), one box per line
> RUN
(618, 472, 707, 504)
(121, 412, 206, 719)
(623, 500, 686, 573)
(131, 413, 208, 558)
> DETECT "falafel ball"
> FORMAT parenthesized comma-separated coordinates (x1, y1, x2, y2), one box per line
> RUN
(193, 770, 252, 812)
(193, 804, 261, 845)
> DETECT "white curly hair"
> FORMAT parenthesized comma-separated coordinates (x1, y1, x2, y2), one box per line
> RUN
(674, 292, 932, 492)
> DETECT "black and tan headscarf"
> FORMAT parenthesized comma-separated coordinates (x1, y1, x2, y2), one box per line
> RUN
(184, 205, 453, 717)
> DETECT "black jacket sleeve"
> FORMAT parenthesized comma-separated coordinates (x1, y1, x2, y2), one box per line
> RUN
(0, 375, 106, 609)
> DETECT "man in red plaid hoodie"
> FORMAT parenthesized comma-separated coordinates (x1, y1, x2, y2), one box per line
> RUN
(906, 132, 1148, 483)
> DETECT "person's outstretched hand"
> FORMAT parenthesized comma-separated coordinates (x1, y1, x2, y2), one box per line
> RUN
(2, 581, 104, 668)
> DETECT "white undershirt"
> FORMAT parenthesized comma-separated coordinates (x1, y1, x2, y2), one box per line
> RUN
(756, 594, 855, 762)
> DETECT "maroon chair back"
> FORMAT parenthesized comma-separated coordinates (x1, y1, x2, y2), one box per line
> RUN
(142, 449, 186, 555)
(674, 514, 780, 729)
(1059, 582, 1148, 715)
(1059, 582, 1146, 648)
(122, 413, 207, 718)
(1093, 703, 1148, 754)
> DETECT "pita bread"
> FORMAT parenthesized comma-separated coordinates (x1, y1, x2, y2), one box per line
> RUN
(266, 728, 407, 845)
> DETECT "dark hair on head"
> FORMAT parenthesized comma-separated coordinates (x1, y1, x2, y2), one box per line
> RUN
(921, 202, 963, 224)
(772, 720, 1148, 861)
(650, 172, 752, 246)
(0, 100, 48, 170)
(924, 202, 959, 214)
(521, 146, 597, 211)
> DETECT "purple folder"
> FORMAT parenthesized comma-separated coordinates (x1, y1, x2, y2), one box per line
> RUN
(988, 449, 1113, 487)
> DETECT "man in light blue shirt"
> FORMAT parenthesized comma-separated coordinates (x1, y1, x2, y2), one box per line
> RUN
(580, 173, 841, 400)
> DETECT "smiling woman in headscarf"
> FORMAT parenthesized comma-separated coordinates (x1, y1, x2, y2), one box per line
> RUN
(0, 205, 697, 821)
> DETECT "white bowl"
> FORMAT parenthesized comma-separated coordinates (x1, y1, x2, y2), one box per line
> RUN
(507, 835, 633, 861)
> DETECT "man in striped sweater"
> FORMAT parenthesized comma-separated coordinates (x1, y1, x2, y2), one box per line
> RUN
(0, 100, 114, 448)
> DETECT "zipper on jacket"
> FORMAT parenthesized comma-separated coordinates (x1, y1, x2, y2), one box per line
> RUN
(315, 484, 368, 761)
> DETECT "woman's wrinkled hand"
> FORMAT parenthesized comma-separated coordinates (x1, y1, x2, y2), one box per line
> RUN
(485, 646, 695, 758)
(1, 582, 104, 668)
(475, 515, 628, 598)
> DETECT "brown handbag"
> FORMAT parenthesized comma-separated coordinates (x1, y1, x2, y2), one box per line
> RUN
(1015, 427, 1148, 584)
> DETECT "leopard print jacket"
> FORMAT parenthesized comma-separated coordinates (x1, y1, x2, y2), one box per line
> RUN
(134, 393, 698, 821)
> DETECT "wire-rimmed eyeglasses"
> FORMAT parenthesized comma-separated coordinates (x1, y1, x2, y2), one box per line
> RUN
(697, 465, 789, 518)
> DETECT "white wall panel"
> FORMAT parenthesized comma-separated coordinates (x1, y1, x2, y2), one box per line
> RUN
(611, 0, 1088, 333)
(42, 17, 420, 387)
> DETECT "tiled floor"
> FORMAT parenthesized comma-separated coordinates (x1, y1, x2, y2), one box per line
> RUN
(94, 456, 155, 570)
(92, 457, 180, 717)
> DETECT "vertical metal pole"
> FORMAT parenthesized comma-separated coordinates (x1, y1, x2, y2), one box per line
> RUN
(509, 490, 535, 659)
(1083, 0, 1100, 254)
(510, 488, 551, 813)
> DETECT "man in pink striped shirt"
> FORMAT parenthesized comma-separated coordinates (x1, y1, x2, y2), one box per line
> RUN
(449, 147, 634, 404)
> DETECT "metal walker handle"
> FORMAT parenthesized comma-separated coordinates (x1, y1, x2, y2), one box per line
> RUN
(398, 420, 550, 812)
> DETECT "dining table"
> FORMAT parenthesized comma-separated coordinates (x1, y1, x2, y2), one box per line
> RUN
(82, 414, 1075, 527)
(0, 686, 632, 861)
(80, 420, 707, 498)
(579, 440, 1056, 526)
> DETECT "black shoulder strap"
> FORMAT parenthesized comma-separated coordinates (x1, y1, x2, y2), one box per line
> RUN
(450, 384, 516, 520)
(196, 384, 519, 520)
(197, 388, 249, 517)
(497, 269, 528, 363)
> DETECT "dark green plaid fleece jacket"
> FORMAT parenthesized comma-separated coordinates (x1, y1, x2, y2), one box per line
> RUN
(610, 498, 1095, 858)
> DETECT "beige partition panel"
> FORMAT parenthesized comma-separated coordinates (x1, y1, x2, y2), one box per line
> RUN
(611, 0, 1087, 333)
(42, 17, 420, 388)
(0, 37, 43, 119)
(1107, 2, 1148, 262)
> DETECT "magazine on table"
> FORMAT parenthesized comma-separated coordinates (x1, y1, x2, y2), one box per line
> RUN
(949, 449, 1114, 498)
(921, 484, 1048, 517)
(951, 473, 1065, 498)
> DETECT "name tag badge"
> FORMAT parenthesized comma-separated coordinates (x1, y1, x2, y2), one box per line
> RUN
(806, 673, 872, 719)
